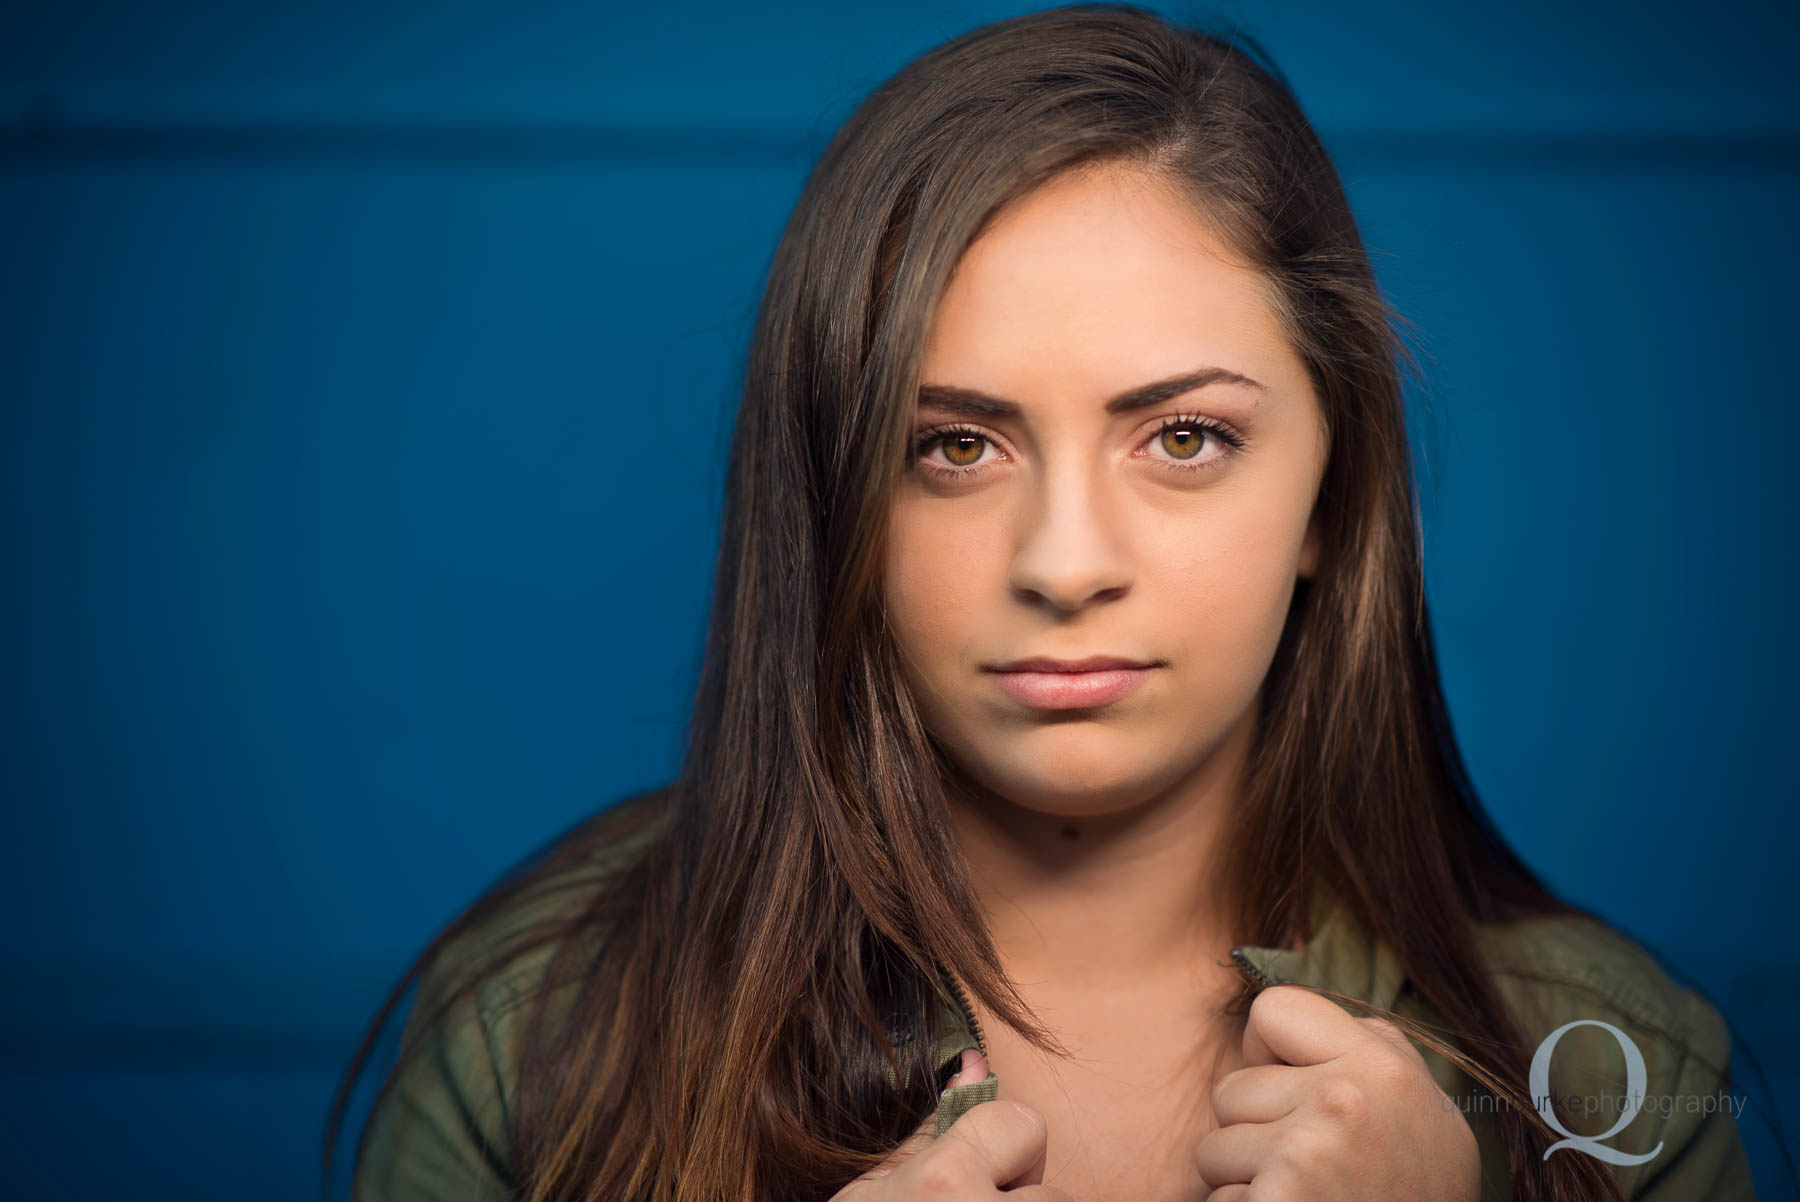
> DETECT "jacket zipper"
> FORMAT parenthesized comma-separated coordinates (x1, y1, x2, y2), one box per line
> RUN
(1229, 945, 1277, 988)
(939, 963, 988, 1058)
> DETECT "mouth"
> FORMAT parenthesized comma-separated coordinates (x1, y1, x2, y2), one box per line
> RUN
(989, 654, 1156, 673)
(983, 655, 1163, 710)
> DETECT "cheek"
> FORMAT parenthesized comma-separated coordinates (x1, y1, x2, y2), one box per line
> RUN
(1148, 500, 1303, 678)
(882, 505, 992, 669)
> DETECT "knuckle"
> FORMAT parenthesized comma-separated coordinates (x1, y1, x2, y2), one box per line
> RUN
(1364, 1048, 1413, 1090)
(908, 1151, 964, 1198)
(1272, 1121, 1321, 1167)
(1318, 1075, 1366, 1122)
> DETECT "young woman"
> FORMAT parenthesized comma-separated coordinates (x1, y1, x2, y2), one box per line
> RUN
(326, 6, 1759, 1201)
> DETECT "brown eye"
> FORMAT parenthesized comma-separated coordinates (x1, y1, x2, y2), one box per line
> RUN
(909, 424, 999, 478)
(940, 432, 986, 467)
(921, 431, 993, 467)
(1142, 414, 1245, 475)
(1158, 424, 1208, 460)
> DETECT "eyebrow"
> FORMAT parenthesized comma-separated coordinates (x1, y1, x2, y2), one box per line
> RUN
(916, 365, 1266, 420)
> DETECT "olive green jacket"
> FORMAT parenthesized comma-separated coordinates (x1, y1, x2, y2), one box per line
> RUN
(351, 792, 1758, 1201)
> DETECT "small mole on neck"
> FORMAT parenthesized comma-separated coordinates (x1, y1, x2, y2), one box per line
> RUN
(1059, 825, 1081, 840)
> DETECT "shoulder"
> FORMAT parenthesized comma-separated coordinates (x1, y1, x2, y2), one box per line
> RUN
(440, 782, 672, 1020)
(350, 784, 673, 1201)
(1471, 909, 1728, 1080)
(1457, 909, 1754, 1198)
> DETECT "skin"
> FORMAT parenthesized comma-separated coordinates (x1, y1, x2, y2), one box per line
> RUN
(875, 159, 1478, 1200)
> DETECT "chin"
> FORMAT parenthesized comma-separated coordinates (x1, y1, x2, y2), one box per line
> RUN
(971, 738, 1181, 816)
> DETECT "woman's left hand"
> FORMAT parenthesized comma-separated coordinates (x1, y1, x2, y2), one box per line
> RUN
(1194, 984, 1481, 1201)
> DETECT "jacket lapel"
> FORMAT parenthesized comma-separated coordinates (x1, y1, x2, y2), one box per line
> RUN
(1229, 881, 1408, 1013)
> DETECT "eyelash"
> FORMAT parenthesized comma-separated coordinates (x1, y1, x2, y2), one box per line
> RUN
(908, 413, 1247, 481)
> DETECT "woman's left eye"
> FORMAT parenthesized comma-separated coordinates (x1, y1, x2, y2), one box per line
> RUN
(1141, 415, 1244, 471)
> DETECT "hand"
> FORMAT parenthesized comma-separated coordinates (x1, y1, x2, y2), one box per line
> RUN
(1194, 985, 1480, 1201)
(832, 1048, 1072, 1201)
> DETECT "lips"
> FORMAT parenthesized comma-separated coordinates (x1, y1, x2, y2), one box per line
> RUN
(985, 655, 1161, 710)
(990, 654, 1155, 673)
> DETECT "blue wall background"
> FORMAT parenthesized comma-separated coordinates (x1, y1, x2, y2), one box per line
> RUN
(4, 1, 1796, 1197)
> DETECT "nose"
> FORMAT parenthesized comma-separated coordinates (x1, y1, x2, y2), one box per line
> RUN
(1007, 466, 1133, 614)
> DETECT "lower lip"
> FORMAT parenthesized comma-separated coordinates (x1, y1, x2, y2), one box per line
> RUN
(990, 668, 1152, 710)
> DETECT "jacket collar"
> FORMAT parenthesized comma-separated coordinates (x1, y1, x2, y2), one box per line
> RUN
(928, 880, 1407, 1083)
(1227, 879, 1407, 1012)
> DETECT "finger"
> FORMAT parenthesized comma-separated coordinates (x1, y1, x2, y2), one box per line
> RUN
(859, 1124, 933, 1183)
(1006, 1187, 1076, 1202)
(943, 1046, 987, 1091)
(862, 1049, 989, 1181)
(1006, 1187, 1075, 1202)
(1356, 1015, 1420, 1062)
(937, 1096, 1051, 1188)
(1211, 1062, 1303, 1126)
(1194, 1118, 1274, 1190)
(1241, 984, 1363, 1068)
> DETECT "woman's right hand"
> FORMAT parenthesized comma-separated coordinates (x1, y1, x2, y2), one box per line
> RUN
(831, 1048, 1070, 1200)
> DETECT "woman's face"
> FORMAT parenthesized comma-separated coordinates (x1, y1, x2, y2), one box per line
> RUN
(882, 160, 1328, 821)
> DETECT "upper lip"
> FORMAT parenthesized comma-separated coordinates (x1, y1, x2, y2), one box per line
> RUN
(988, 655, 1158, 673)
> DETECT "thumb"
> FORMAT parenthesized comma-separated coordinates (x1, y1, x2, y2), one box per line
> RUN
(862, 1047, 989, 1182)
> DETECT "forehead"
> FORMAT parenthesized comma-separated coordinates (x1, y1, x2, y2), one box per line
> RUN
(921, 162, 1290, 392)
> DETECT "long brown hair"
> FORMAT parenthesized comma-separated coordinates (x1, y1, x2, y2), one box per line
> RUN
(327, 5, 1657, 1199)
